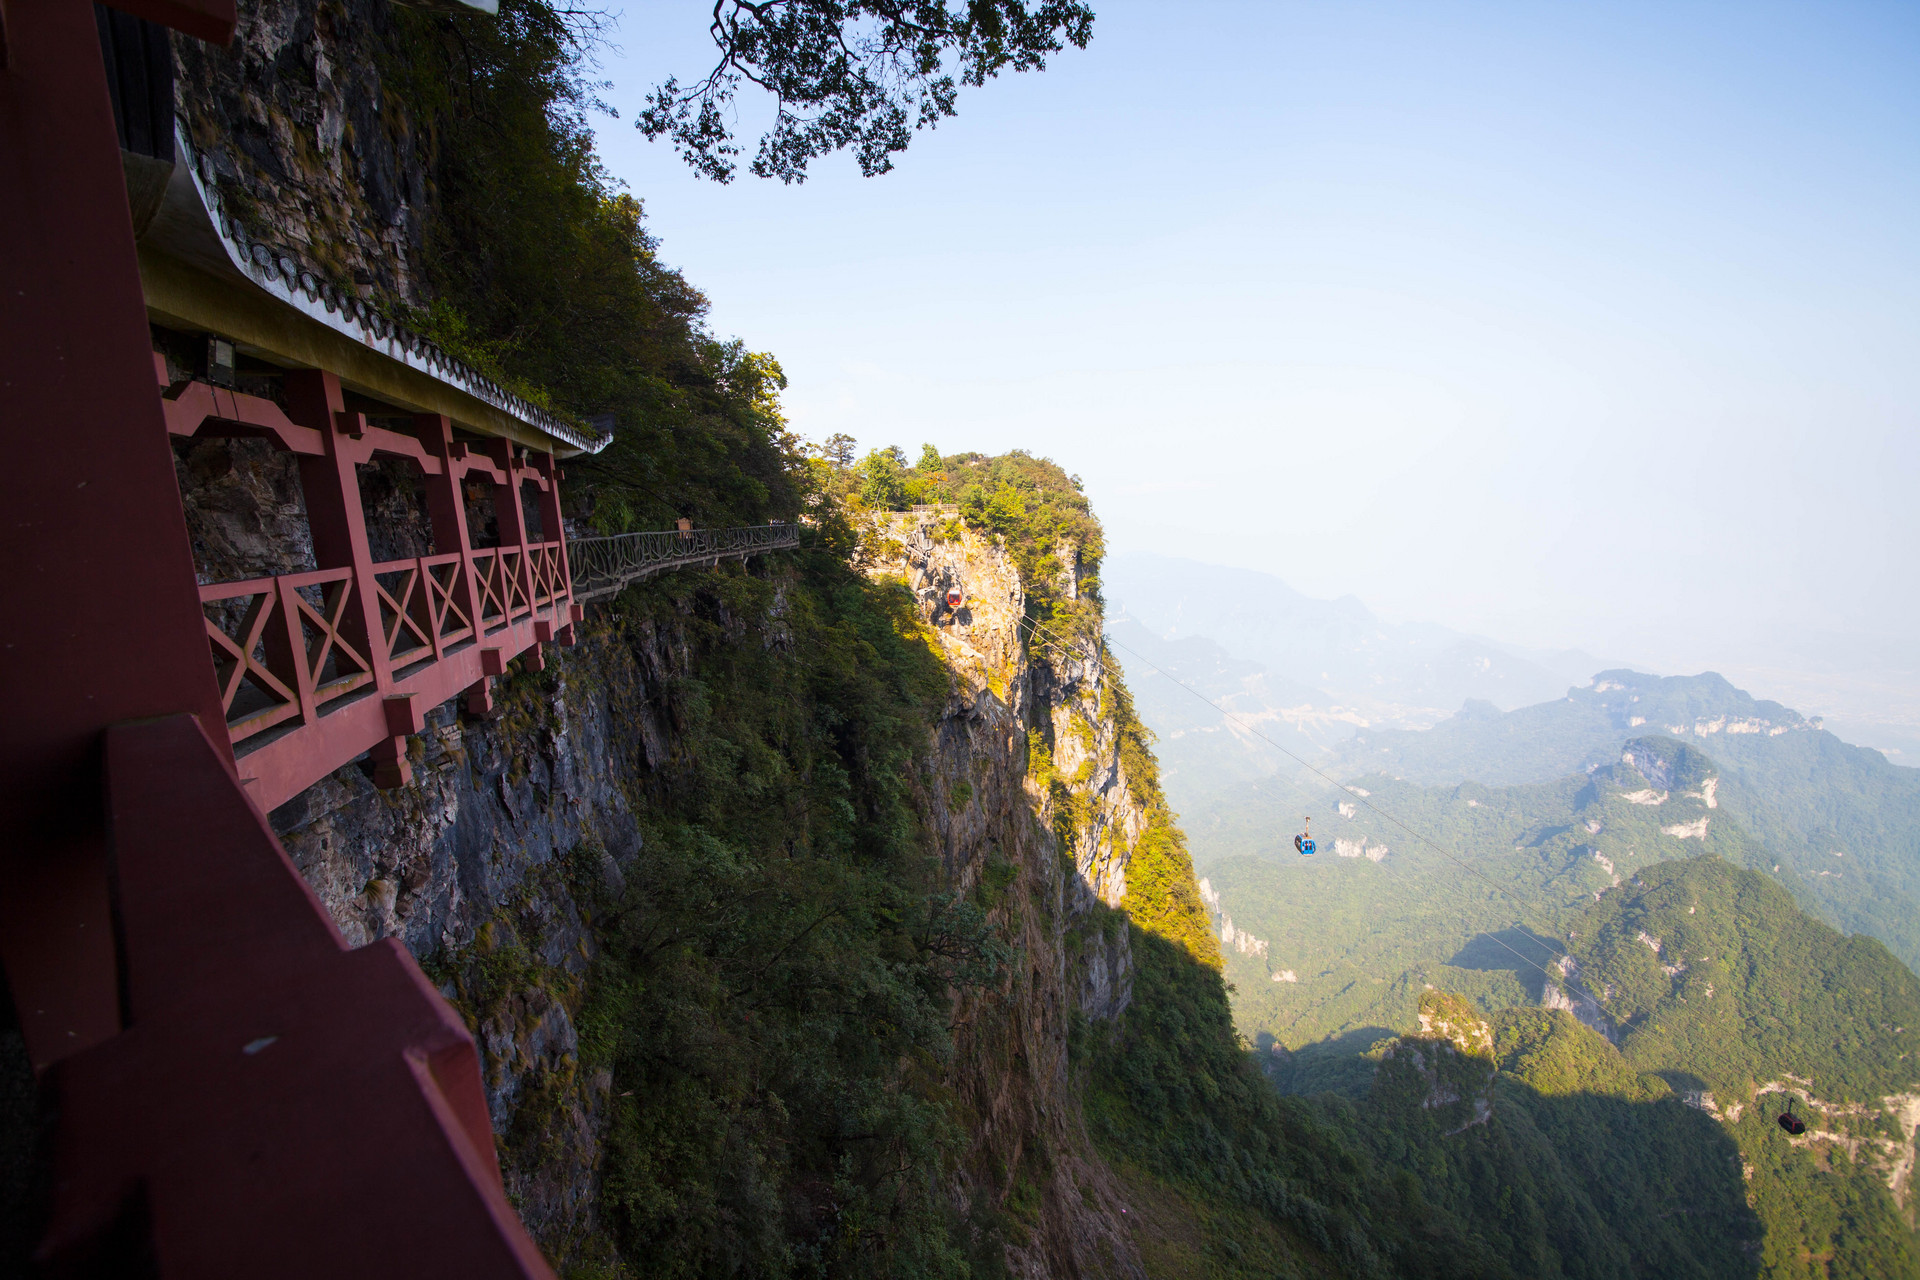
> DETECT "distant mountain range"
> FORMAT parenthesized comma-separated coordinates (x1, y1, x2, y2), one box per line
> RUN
(1106, 555, 1920, 973)
(1105, 551, 1610, 729)
(1105, 551, 1918, 763)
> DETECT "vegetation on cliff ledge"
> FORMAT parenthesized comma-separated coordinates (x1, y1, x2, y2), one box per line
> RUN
(385, 0, 800, 534)
(576, 559, 1005, 1278)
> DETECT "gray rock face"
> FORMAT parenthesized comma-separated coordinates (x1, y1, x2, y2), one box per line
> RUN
(266, 624, 651, 1254)
(175, 0, 431, 305)
(867, 512, 1145, 1277)
(868, 513, 1140, 1021)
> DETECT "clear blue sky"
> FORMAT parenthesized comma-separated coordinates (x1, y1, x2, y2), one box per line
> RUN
(586, 2, 1918, 699)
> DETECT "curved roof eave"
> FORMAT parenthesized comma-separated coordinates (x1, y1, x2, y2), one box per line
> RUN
(138, 124, 612, 457)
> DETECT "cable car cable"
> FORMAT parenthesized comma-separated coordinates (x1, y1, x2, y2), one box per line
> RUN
(1019, 614, 1630, 1025)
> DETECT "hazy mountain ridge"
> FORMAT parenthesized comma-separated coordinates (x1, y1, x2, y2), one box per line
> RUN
(1196, 738, 1771, 1051)
(1338, 669, 1817, 788)
(1106, 552, 1608, 729)
(1111, 575, 1920, 974)
(1325, 669, 1920, 973)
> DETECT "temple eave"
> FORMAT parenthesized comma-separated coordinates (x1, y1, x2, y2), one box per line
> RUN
(139, 246, 574, 457)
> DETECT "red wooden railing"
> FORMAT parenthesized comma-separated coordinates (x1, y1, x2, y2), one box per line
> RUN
(165, 366, 580, 812)
(203, 567, 372, 744)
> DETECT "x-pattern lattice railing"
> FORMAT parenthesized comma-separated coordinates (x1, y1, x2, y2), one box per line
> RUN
(567, 523, 800, 602)
(202, 568, 373, 744)
(201, 538, 569, 747)
(199, 520, 786, 752)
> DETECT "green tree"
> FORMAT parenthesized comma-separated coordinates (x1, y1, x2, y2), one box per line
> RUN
(821, 431, 858, 467)
(858, 445, 911, 509)
(917, 442, 942, 471)
(638, 0, 1096, 182)
(384, 0, 800, 534)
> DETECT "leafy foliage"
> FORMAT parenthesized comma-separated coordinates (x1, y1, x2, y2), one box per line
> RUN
(384, 0, 802, 532)
(1565, 861, 1920, 1280)
(637, 0, 1096, 182)
(819, 445, 1102, 646)
(572, 556, 1011, 1277)
(945, 450, 1103, 645)
(1571, 858, 1920, 1101)
(1079, 930, 1751, 1279)
(1105, 662, 1219, 968)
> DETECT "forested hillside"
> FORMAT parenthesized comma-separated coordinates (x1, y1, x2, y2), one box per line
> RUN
(1334, 670, 1920, 971)
(1194, 737, 1920, 1275)
(1156, 662, 1920, 974)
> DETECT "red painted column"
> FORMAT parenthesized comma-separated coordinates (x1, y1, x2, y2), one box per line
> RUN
(0, 0, 234, 1069)
(530, 453, 575, 632)
(285, 369, 413, 786)
(37, 715, 554, 1277)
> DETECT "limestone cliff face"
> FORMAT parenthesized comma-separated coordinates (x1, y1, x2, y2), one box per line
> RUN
(1372, 992, 1498, 1137)
(867, 513, 1144, 1016)
(865, 511, 1150, 1277)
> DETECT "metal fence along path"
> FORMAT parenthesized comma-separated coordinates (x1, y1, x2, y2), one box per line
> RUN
(569, 522, 802, 602)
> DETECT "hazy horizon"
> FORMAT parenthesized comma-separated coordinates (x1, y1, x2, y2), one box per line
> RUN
(583, 2, 1918, 740)
(1102, 549, 1920, 762)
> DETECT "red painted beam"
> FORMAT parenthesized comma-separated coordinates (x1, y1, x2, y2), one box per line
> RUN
(0, 0, 234, 1069)
(101, 0, 233, 46)
(231, 605, 561, 812)
(162, 377, 328, 454)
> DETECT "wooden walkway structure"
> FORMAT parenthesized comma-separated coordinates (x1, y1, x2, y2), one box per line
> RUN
(168, 368, 586, 814)
(0, 0, 769, 1273)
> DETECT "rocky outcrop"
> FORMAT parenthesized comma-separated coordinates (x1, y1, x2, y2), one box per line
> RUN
(1375, 992, 1497, 1136)
(1742, 1082, 1920, 1214)
(1543, 954, 1618, 1044)
(865, 510, 1149, 1276)
(866, 512, 1142, 1010)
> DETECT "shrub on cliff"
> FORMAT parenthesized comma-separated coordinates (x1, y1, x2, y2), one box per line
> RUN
(384, 0, 801, 533)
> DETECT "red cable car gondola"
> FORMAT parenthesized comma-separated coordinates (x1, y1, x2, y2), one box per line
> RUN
(1777, 1097, 1806, 1136)
(945, 586, 964, 609)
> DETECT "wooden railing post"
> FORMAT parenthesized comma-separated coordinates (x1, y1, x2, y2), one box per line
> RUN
(417, 417, 479, 605)
(416, 415, 496, 714)
(485, 440, 537, 626)
(530, 451, 574, 620)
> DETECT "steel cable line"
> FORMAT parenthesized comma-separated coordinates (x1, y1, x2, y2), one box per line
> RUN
(1019, 614, 1628, 1027)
